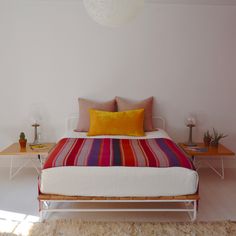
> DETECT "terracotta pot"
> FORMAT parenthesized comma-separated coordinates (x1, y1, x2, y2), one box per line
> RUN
(204, 137, 211, 146)
(19, 139, 27, 150)
(211, 141, 219, 148)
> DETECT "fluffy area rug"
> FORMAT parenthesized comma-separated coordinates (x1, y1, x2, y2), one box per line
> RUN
(26, 220, 236, 236)
(0, 234, 18, 236)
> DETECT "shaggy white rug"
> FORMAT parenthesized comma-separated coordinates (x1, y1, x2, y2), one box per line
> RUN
(26, 220, 236, 236)
(0, 234, 17, 236)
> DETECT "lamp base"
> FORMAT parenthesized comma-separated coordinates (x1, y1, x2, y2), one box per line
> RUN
(185, 124, 196, 147)
(31, 140, 41, 146)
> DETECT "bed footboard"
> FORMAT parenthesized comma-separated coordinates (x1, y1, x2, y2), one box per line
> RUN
(38, 194, 200, 222)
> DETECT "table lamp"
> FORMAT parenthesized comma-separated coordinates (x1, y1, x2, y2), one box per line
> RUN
(32, 123, 40, 145)
(185, 116, 197, 146)
(29, 104, 42, 145)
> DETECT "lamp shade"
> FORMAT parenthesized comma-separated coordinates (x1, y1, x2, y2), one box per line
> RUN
(83, 0, 144, 27)
(185, 117, 196, 127)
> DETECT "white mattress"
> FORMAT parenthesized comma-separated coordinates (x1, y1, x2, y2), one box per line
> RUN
(40, 130, 199, 197)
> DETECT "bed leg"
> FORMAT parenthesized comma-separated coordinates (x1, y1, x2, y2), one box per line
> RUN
(192, 200, 197, 221)
(185, 200, 197, 221)
(39, 200, 44, 222)
(39, 210, 43, 222)
(196, 199, 199, 211)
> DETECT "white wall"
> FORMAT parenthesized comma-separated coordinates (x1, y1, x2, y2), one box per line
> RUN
(0, 1, 236, 164)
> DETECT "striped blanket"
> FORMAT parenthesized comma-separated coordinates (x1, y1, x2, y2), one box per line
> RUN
(44, 138, 194, 170)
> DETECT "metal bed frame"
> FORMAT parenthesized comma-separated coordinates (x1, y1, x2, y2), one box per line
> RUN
(39, 194, 199, 221)
(38, 114, 199, 221)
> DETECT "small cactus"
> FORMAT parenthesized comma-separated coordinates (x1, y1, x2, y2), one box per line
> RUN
(204, 130, 212, 139)
(19, 132, 27, 150)
(211, 128, 227, 147)
(19, 132, 26, 140)
(203, 130, 212, 146)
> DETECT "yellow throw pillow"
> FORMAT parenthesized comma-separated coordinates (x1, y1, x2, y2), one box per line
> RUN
(87, 109, 145, 136)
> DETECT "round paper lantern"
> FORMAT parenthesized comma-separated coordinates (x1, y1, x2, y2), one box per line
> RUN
(83, 0, 144, 27)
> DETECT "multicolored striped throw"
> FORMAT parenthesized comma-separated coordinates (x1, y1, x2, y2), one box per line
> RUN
(44, 138, 194, 170)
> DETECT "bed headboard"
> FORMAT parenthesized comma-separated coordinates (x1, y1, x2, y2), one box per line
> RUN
(66, 114, 166, 134)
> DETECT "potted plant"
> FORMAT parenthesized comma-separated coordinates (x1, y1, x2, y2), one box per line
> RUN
(19, 132, 27, 150)
(203, 130, 212, 146)
(211, 128, 227, 147)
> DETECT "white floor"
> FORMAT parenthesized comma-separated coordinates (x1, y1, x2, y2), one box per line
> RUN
(0, 166, 236, 224)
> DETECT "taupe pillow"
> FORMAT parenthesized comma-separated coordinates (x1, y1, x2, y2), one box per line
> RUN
(116, 96, 154, 131)
(75, 98, 116, 132)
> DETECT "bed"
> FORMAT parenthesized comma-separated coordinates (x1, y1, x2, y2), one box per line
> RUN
(38, 115, 199, 221)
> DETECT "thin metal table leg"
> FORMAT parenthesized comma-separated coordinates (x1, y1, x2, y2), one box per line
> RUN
(221, 157, 224, 180)
(9, 158, 31, 180)
(38, 154, 44, 169)
(205, 157, 225, 179)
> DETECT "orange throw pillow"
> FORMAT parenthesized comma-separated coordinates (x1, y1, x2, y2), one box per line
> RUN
(87, 109, 145, 136)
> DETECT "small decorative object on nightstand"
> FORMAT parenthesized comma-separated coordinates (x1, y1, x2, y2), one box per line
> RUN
(19, 132, 27, 151)
(211, 128, 227, 147)
(30, 143, 49, 150)
(203, 130, 212, 146)
(185, 116, 197, 146)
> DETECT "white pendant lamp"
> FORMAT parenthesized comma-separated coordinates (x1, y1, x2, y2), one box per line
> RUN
(83, 0, 144, 27)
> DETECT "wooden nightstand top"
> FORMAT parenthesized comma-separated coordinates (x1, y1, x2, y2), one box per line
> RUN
(179, 143, 235, 157)
(0, 143, 56, 156)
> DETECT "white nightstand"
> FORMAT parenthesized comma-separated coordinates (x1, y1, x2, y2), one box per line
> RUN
(0, 143, 55, 179)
